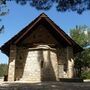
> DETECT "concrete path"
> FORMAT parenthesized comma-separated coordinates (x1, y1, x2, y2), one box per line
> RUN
(0, 82, 90, 90)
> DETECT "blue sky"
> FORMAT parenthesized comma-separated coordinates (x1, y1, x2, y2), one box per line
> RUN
(0, 1, 90, 64)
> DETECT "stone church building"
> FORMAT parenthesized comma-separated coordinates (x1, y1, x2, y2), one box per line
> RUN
(1, 13, 83, 82)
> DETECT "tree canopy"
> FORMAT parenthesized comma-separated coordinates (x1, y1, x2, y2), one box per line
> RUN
(0, 0, 90, 32)
(70, 25, 90, 47)
(0, 0, 8, 32)
(70, 25, 90, 78)
(0, 0, 90, 14)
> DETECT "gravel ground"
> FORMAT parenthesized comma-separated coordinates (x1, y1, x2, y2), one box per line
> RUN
(0, 82, 90, 90)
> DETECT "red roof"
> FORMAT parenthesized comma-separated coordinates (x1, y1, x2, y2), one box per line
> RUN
(0, 13, 83, 56)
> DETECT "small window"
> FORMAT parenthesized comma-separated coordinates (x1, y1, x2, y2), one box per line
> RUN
(41, 60, 44, 68)
(64, 64, 67, 72)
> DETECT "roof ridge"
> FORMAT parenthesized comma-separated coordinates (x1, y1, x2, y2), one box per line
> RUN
(39, 12, 48, 17)
(1, 13, 83, 56)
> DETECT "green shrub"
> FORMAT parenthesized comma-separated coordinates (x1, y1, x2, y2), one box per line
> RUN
(0, 64, 8, 77)
(81, 71, 90, 79)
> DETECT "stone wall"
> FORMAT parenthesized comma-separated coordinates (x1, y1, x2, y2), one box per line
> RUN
(14, 45, 74, 82)
(40, 48, 58, 81)
(15, 47, 27, 81)
(15, 45, 58, 82)
(20, 49, 41, 82)
(67, 47, 74, 78)
(57, 47, 74, 78)
(8, 45, 16, 81)
(8, 25, 74, 82)
(14, 25, 60, 82)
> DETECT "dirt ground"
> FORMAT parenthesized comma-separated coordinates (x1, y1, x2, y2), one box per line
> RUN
(0, 82, 90, 90)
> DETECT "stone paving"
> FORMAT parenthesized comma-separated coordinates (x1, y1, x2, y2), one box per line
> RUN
(0, 82, 90, 90)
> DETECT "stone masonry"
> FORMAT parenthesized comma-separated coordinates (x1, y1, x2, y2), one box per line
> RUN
(8, 45, 16, 81)
(7, 25, 74, 82)
(15, 45, 58, 82)
(1, 13, 83, 83)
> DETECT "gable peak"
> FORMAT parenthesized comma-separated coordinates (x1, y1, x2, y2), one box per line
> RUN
(40, 13, 47, 17)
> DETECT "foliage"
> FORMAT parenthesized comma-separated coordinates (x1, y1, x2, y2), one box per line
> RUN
(70, 25, 90, 78)
(0, 0, 9, 33)
(74, 48, 90, 77)
(81, 71, 90, 79)
(0, 1, 90, 32)
(0, 64, 8, 77)
(0, 0, 90, 14)
(0, 0, 8, 16)
(70, 25, 90, 47)
(15, 0, 90, 14)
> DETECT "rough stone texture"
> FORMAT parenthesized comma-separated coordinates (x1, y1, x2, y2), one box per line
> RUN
(57, 48, 68, 78)
(58, 64, 64, 78)
(8, 25, 74, 82)
(67, 47, 74, 78)
(40, 48, 58, 81)
(15, 45, 58, 82)
(20, 50, 41, 82)
(15, 47, 27, 81)
(8, 45, 16, 81)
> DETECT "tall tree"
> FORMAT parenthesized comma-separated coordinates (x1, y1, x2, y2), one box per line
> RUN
(70, 25, 90, 78)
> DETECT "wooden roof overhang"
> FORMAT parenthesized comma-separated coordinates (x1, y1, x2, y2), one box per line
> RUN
(0, 13, 83, 56)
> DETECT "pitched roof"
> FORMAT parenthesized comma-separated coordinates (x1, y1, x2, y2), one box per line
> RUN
(0, 13, 83, 56)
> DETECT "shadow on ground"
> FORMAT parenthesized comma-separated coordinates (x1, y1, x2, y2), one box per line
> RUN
(0, 82, 90, 90)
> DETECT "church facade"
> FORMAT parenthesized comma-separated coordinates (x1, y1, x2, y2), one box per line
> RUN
(1, 13, 83, 82)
